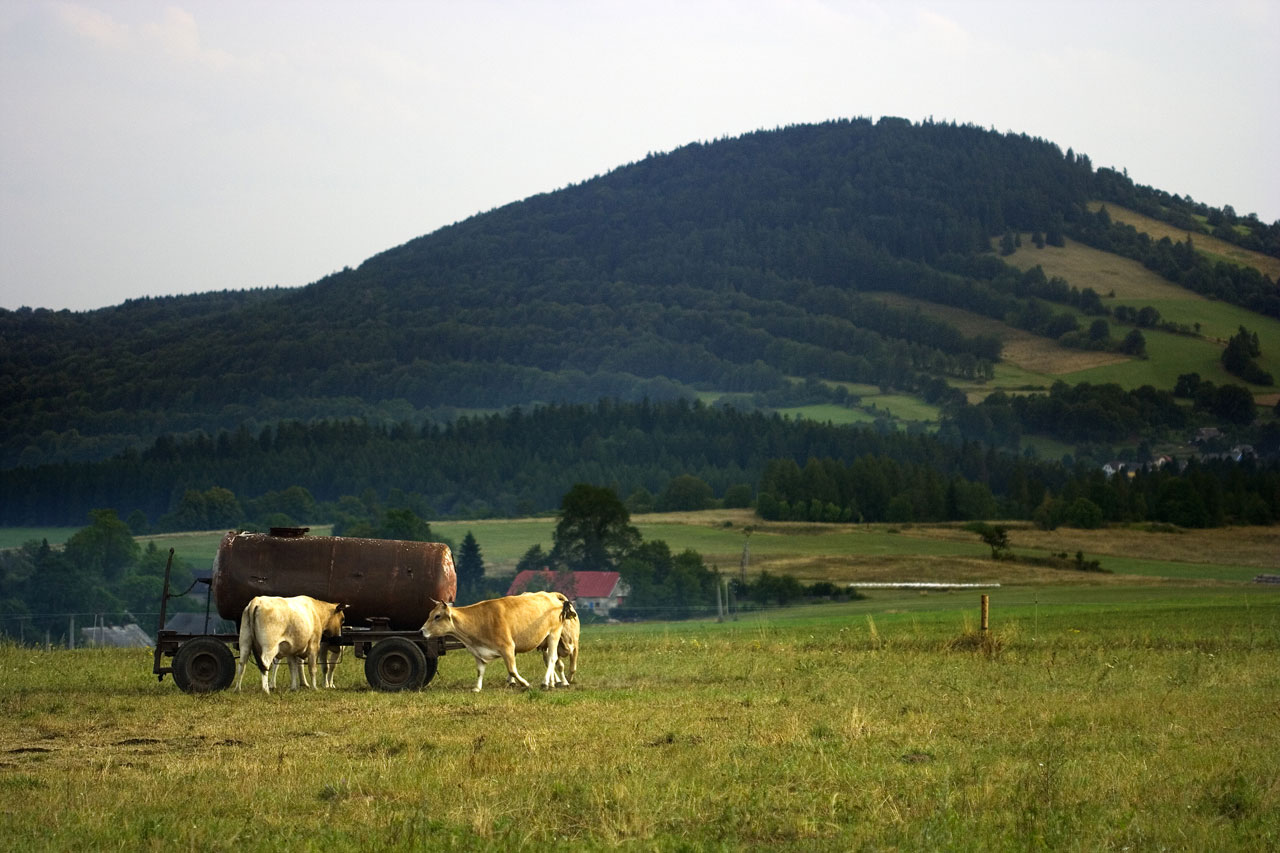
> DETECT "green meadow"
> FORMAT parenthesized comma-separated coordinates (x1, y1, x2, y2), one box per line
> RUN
(3, 513, 1278, 849)
(1, 582, 1276, 851)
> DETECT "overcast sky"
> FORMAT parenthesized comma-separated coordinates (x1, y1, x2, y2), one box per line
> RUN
(2, 1, 1276, 312)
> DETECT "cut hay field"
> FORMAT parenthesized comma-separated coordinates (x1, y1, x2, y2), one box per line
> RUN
(1, 583, 1276, 851)
(1087, 201, 1280, 282)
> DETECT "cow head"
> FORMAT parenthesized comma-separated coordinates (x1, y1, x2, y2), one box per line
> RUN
(420, 600, 453, 639)
(324, 603, 348, 637)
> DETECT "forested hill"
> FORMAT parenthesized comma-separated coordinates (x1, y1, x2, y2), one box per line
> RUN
(3, 117, 1278, 469)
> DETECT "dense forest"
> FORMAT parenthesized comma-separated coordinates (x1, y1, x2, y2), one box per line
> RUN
(3, 400, 1276, 532)
(5, 117, 1276, 472)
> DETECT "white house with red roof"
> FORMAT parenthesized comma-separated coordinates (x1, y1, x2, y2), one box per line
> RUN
(507, 570, 629, 615)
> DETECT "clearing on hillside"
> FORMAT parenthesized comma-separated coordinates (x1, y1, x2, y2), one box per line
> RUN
(867, 291, 1128, 376)
(1088, 201, 1280, 281)
(1002, 236, 1207, 303)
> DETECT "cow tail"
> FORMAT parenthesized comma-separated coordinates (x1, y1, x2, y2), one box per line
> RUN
(243, 601, 267, 672)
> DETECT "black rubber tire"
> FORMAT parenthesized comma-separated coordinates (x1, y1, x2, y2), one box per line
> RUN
(364, 637, 430, 692)
(171, 637, 237, 693)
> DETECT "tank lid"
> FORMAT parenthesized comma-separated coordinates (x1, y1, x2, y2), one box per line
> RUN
(268, 526, 310, 538)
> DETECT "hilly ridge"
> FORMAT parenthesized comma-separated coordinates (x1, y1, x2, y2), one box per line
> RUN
(2, 117, 1277, 473)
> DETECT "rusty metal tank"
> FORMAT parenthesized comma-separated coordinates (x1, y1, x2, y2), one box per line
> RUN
(211, 528, 456, 630)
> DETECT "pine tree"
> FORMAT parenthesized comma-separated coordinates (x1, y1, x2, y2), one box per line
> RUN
(456, 532, 485, 601)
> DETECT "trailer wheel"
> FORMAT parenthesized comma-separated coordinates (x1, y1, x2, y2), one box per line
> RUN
(364, 637, 429, 692)
(172, 638, 236, 693)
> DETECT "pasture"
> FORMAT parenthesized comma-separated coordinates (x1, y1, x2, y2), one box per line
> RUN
(1086, 202, 1280, 283)
(67, 513, 1280, 581)
(1, 584, 1277, 851)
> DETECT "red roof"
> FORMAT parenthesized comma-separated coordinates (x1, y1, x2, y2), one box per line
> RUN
(507, 570, 621, 599)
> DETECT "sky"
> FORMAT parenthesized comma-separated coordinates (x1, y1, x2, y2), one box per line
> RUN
(1, 1, 1277, 312)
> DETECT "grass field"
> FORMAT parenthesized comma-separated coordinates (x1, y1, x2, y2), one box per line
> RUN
(873, 236, 1280, 405)
(1088, 202, 1280, 282)
(21, 513, 1280, 584)
(1001, 235, 1280, 385)
(3, 516, 1278, 848)
(1, 583, 1276, 851)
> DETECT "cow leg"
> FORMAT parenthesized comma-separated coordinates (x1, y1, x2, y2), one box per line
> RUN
(260, 649, 276, 694)
(326, 646, 343, 687)
(320, 646, 335, 688)
(501, 649, 532, 690)
(235, 644, 253, 692)
(296, 657, 313, 689)
(541, 644, 563, 686)
(306, 651, 320, 690)
(546, 642, 570, 687)
(540, 627, 562, 689)
(289, 656, 305, 691)
(565, 644, 578, 684)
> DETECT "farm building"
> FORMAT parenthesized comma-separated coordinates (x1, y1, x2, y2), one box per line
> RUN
(507, 570, 630, 615)
(80, 623, 152, 648)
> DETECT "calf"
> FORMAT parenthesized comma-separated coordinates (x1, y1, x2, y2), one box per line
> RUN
(268, 642, 342, 689)
(538, 598, 579, 686)
(235, 595, 346, 693)
(420, 591, 568, 691)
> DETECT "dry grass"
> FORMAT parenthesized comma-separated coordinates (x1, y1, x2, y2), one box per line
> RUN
(867, 291, 1128, 375)
(902, 522, 1280, 571)
(1088, 201, 1280, 281)
(2, 589, 1278, 851)
(1002, 236, 1208, 302)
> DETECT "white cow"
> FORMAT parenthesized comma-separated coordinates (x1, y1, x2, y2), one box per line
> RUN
(235, 595, 346, 693)
(420, 591, 570, 691)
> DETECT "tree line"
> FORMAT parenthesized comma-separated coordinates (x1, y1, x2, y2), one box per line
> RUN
(755, 452, 1279, 528)
(3, 399, 1275, 537)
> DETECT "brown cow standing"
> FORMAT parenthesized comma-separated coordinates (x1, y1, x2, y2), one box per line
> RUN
(420, 591, 569, 691)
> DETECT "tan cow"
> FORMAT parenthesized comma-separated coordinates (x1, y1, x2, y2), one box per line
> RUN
(539, 598, 579, 686)
(420, 591, 569, 691)
(235, 595, 346, 693)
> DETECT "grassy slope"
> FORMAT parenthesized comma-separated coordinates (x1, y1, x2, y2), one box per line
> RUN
(869, 224, 1279, 412)
(1089, 201, 1280, 281)
(1000, 235, 1280, 388)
